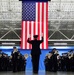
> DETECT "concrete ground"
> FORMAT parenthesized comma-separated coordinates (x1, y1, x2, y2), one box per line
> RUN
(0, 71, 74, 75)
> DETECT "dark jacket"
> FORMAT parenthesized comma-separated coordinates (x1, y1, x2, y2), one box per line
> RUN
(27, 37, 43, 55)
(11, 51, 19, 62)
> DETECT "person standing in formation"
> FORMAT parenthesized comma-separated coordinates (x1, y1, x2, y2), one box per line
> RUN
(11, 46, 19, 72)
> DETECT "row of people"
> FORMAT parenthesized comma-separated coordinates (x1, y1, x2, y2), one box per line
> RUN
(0, 47, 26, 72)
(44, 48, 74, 72)
(1, 46, 74, 72)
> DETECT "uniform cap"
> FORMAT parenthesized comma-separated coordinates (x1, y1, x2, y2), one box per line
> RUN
(33, 35, 38, 38)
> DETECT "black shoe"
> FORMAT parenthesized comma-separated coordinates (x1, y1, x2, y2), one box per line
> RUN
(33, 71, 38, 74)
(13, 70, 17, 73)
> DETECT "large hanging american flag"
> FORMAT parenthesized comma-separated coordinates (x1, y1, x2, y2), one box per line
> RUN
(21, 1, 48, 49)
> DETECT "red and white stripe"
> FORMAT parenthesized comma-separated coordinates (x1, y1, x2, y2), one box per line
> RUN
(21, 2, 48, 49)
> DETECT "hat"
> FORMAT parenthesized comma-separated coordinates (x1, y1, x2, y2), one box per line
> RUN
(33, 35, 38, 38)
(52, 48, 56, 50)
(13, 46, 16, 49)
(69, 50, 73, 52)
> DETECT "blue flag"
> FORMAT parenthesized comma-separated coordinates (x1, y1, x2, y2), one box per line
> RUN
(22, 2, 36, 21)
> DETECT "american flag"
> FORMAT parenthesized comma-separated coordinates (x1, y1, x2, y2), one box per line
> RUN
(21, 1, 48, 49)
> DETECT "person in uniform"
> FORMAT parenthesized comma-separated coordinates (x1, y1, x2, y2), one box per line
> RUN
(44, 53, 52, 72)
(51, 48, 58, 72)
(11, 46, 19, 72)
(27, 34, 43, 74)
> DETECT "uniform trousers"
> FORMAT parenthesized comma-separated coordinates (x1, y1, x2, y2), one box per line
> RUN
(32, 54, 40, 73)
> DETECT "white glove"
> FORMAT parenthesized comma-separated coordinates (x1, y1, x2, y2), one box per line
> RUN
(41, 33, 43, 37)
(28, 34, 30, 38)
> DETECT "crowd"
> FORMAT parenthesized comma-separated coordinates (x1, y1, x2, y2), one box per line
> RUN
(0, 47, 26, 72)
(0, 46, 74, 73)
(44, 48, 74, 72)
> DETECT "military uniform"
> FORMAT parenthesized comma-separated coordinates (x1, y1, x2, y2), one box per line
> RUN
(27, 35, 43, 73)
(11, 47, 19, 72)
